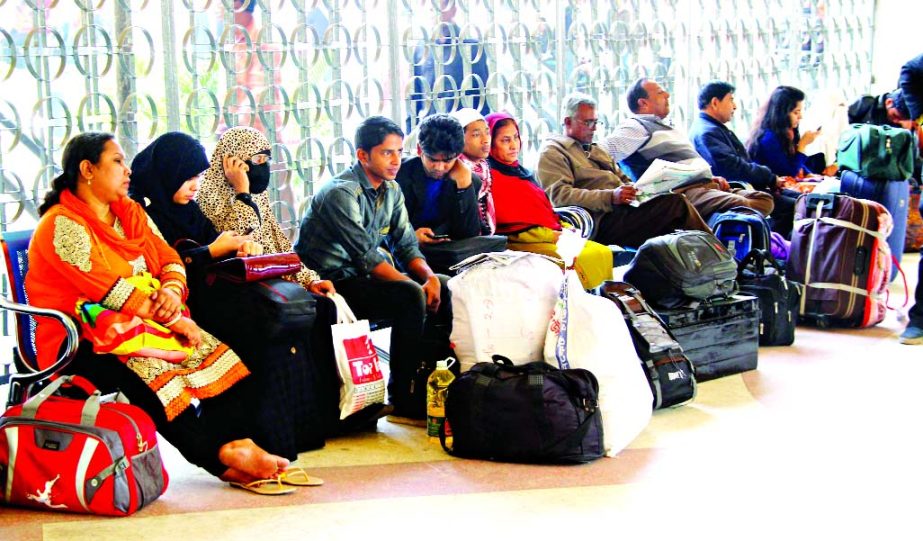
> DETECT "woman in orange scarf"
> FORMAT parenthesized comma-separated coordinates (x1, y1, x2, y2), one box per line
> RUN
(25, 133, 303, 493)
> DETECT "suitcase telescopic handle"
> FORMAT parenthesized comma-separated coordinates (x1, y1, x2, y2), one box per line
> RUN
(805, 192, 834, 212)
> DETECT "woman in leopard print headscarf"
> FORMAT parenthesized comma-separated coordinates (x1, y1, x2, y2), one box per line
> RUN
(198, 126, 334, 295)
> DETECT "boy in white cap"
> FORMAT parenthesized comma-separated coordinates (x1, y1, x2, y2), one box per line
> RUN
(450, 107, 496, 235)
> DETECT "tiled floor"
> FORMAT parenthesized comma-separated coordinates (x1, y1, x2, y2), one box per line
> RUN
(1, 254, 920, 541)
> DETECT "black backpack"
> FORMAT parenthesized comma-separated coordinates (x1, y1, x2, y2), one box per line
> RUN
(624, 230, 738, 309)
(441, 356, 604, 463)
(601, 281, 697, 410)
(737, 249, 799, 346)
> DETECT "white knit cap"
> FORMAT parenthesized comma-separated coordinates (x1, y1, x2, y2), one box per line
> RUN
(449, 107, 485, 129)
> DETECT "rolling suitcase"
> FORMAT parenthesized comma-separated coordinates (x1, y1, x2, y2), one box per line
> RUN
(786, 193, 891, 328)
(654, 295, 760, 382)
(840, 170, 908, 279)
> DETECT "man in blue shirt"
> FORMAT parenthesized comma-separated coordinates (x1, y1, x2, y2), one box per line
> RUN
(689, 80, 797, 236)
(295, 116, 453, 422)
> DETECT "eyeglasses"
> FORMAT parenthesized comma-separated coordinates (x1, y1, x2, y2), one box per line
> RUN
(249, 152, 272, 165)
(576, 119, 598, 128)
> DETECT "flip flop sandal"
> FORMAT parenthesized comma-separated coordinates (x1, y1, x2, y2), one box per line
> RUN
(279, 467, 324, 487)
(229, 478, 297, 496)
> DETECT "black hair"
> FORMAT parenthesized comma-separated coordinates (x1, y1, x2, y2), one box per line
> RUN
(39, 132, 115, 216)
(746, 86, 806, 157)
(889, 89, 910, 120)
(418, 114, 465, 157)
(697, 81, 736, 110)
(626, 78, 650, 113)
(355, 116, 404, 153)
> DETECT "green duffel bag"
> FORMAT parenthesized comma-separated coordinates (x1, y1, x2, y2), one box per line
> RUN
(837, 123, 916, 180)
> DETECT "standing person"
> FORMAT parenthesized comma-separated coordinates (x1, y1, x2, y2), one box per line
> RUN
(690, 81, 800, 237)
(897, 53, 923, 345)
(449, 107, 496, 235)
(197, 126, 334, 295)
(294, 116, 453, 424)
(605, 78, 774, 221)
(487, 111, 613, 289)
(25, 132, 306, 493)
(745, 85, 835, 178)
(128, 131, 335, 449)
(537, 92, 709, 248)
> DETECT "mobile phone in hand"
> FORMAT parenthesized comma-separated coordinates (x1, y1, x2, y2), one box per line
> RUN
(429, 233, 450, 240)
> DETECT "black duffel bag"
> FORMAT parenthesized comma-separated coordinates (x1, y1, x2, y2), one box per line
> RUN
(737, 249, 799, 346)
(441, 356, 604, 464)
(624, 230, 738, 309)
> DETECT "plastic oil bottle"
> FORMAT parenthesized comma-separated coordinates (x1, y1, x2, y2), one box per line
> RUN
(426, 357, 456, 442)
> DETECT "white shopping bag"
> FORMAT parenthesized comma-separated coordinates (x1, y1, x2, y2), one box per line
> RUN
(329, 293, 386, 420)
(545, 231, 653, 457)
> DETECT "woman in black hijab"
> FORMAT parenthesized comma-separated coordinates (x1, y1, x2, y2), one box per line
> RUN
(129, 132, 255, 279)
(130, 132, 337, 452)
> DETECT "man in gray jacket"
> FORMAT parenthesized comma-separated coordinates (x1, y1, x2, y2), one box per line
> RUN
(537, 92, 709, 248)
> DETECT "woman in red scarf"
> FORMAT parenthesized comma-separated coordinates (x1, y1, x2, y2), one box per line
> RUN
(486, 112, 613, 288)
(26, 133, 309, 493)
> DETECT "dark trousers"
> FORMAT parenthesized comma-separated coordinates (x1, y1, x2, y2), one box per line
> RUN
(910, 247, 923, 328)
(332, 275, 452, 416)
(769, 189, 800, 239)
(69, 342, 269, 477)
(593, 192, 709, 248)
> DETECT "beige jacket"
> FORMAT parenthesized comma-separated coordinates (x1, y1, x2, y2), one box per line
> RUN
(536, 134, 633, 224)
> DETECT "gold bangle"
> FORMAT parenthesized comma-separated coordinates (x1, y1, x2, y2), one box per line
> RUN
(162, 281, 184, 294)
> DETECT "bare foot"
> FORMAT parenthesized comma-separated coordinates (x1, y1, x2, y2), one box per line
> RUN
(217, 439, 289, 483)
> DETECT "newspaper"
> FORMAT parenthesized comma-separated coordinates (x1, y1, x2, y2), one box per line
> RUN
(631, 158, 712, 205)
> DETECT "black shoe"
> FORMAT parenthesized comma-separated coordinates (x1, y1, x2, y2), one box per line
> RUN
(333, 403, 394, 435)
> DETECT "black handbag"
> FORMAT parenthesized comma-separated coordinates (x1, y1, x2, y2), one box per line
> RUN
(441, 356, 604, 464)
(738, 249, 799, 346)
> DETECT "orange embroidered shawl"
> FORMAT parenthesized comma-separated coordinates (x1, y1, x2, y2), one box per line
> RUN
(26, 191, 250, 420)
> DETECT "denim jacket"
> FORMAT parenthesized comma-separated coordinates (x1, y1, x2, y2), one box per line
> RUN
(294, 162, 424, 281)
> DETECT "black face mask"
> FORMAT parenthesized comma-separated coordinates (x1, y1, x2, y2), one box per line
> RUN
(246, 162, 271, 194)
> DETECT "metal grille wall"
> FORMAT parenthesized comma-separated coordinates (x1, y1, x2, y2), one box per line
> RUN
(0, 0, 874, 374)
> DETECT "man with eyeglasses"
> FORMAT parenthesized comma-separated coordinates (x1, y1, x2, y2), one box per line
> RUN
(395, 114, 483, 251)
(537, 92, 709, 248)
(605, 78, 774, 222)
